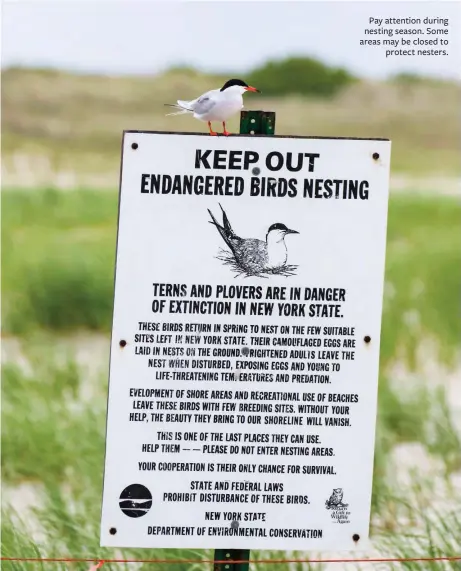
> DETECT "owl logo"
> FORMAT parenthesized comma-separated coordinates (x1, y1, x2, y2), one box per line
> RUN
(325, 488, 348, 510)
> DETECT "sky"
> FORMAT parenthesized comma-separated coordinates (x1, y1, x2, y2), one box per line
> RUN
(2, 1, 460, 80)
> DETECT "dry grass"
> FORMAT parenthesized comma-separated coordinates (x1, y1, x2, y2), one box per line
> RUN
(1, 67, 460, 188)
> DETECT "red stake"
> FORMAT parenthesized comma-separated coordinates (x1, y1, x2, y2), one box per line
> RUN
(208, 121, 217, 136)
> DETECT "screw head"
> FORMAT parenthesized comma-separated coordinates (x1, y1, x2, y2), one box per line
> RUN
(352, 533, 360, 542)
(252, 167, 261, 175)
(372, 152, 379, 160)
(119, 339, 127, 348)
(364, 336, 371, 344)
(131, 142, 138, 150)
(109, 527, 117, 535)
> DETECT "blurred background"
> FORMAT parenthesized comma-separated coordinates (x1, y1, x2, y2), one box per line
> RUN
(2, 2, 461, 570)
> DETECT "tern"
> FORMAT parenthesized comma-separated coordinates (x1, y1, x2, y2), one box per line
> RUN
(208, 204, 299, 276)
(164, 78, 261, 136)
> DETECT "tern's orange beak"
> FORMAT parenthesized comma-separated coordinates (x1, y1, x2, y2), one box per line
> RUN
(245, 86, 261, 93)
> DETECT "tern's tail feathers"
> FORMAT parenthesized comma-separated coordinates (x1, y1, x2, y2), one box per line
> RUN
(207, 208, 224, 233)
(164, 100, 194, 117)
(177, 99, 193, 109)
(208, 207, 239, 253)
(219, 203, 235, 235)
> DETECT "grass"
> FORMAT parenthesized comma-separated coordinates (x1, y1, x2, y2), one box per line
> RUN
(1, 188, 117, 334)
(382, 195, 461, 367)
(1, 510, 210, 571)
(1, 67, 460, 189)
(372, 378, 461, 520)
(377, 507, 461, 570)
(1, 358, 101, 485)
(379, 512, 461, 571)
(2, 189, 460, 368)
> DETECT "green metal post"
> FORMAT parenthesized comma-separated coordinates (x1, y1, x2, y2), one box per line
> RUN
(212, 109, 275, 571)
(240, 110, 276, 136)
(213, 549, 250, 571)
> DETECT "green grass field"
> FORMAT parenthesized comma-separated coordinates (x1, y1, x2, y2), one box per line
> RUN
(2, 188, 461, 569)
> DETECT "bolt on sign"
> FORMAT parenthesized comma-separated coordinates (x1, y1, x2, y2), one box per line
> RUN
(100, 130, 391, 551)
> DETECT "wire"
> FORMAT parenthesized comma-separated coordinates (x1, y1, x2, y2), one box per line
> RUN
(1, 556, 461, 564)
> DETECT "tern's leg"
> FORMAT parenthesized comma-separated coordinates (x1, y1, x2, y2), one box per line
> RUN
(222, 122, 230, 136)
(208, 121, 217, 136)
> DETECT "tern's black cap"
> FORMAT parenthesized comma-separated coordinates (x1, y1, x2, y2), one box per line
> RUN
(220, 79, 249, 91)
(267, 223, 299, 234)
(268, 223, 289, 232)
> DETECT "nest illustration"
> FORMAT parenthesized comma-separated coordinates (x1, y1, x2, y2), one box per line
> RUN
(217, 248, 298, 279)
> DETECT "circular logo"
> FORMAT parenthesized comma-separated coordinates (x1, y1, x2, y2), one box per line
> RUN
(119, 484, 152, 518)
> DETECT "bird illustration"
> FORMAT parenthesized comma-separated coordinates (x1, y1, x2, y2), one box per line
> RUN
(207, 204, 299, 277)
(325, 488, 348, 509)
(164, 78, 261, 136)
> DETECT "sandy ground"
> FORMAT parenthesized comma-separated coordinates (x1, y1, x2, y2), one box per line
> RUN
(2, 334, 460, 570)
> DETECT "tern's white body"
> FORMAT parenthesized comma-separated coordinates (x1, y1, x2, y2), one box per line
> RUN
(165, 79, 260, 135)
(266, 229, 289, 269)
(172, 85, 246, 122)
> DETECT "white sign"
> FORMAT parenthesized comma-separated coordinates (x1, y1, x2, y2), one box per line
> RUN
(100, 130, 391, 551)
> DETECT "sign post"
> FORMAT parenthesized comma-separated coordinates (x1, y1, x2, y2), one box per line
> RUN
(240, 110, 276, 136)
(100, 116, 391, 557)
(212, 110, 275, 571)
